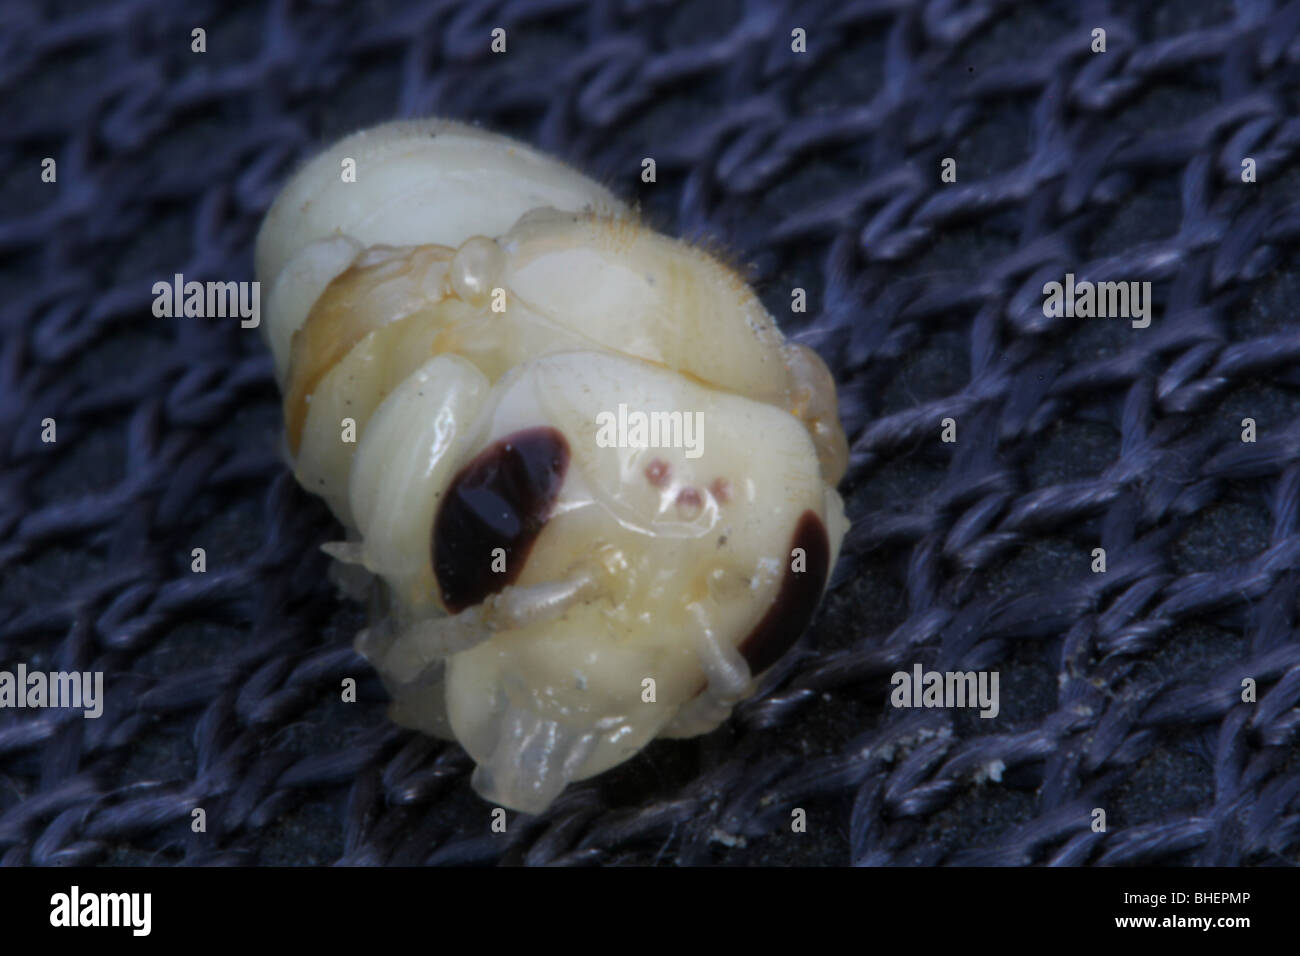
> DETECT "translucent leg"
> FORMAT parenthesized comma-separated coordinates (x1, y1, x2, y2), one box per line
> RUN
(365, 607, 494, 685)
(661, 602, 755, 738)
(358, 570, 602, 687)
(660, 690, 736, 739)
(686, 601, 752, 697)
(479, 570, 599, 629)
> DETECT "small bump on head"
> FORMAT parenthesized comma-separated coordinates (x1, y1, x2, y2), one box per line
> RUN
(645, 458, 671, 486)
(676, 486, 703, 518)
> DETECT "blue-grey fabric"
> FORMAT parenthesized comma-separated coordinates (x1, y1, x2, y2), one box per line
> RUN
(1, 0, 1299, 865)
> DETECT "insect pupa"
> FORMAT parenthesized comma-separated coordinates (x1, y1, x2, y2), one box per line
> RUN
(256, 119, 850, 813)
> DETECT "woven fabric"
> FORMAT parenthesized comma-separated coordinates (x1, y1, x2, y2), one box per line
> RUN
(2, 0, 1299, 866)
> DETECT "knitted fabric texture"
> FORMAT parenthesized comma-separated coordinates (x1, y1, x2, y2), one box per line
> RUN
(1, 0, 1299, 865)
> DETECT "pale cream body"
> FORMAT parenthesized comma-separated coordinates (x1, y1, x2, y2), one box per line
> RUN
(256, 120, 849, 812)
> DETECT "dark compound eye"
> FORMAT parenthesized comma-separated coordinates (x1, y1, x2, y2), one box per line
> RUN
(736, 510, 830, 675)
(433, 427, 570, 613)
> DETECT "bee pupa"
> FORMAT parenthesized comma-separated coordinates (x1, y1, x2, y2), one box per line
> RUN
(255, 119, 850, 813)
